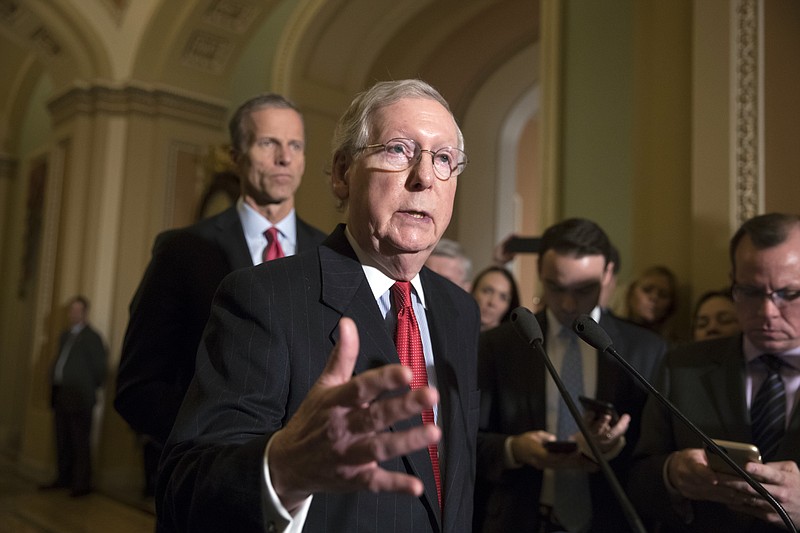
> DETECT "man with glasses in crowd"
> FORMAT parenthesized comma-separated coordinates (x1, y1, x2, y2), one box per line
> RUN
(630, 212, 800, 532)
(157, 79, 479, 532)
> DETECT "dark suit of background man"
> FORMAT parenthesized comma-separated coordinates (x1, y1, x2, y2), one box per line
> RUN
(629, 213, 800, 532)
(474, 218, 666, 533)
(157, 79, 479, 532)
(114, 93, 327, 465)
(43, 295, 107, 497)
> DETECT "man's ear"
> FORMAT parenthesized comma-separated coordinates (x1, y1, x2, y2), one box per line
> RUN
(331, 151, 351, 201)
(603, 261, 615, 285)
(229, 147, 240, 165)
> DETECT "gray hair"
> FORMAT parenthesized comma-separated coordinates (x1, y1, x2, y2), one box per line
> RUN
(330, 79, 464, 160)
(430, 238, 472, 280)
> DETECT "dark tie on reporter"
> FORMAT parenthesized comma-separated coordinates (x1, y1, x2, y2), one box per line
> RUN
(391, 281, 441, 508)
(553, 327, 591, 532)
(751, 354, 786, 461)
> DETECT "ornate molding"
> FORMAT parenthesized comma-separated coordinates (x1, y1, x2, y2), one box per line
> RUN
(47, 82, 229, 129)
(0, 0, 62, 58)
(203, 0, 259, 34)
(734, 0, 761, 226)
(181, 31, 234, 74)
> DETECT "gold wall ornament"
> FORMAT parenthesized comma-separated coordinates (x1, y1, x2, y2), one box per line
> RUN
(734, 0, 761, 225)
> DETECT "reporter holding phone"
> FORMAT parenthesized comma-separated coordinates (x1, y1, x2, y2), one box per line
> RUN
(629, 213, 800, 533)
(474, 219, 667, 533)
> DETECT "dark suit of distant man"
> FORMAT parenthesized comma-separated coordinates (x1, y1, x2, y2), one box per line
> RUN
(49, 296, 107, 496)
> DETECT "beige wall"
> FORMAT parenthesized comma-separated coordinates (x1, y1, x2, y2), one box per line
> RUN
(764, 0, 800, 213)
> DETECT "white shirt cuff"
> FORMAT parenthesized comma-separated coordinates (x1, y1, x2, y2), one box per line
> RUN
(263, 436, 314, 532)
(504, 436, 523, 469)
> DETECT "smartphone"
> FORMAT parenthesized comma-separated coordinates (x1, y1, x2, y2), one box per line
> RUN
(579, 396, 620, 425)
(544, 441, 578, 454)
(503, 236, 541, 254)
(706, 439, 762, 475)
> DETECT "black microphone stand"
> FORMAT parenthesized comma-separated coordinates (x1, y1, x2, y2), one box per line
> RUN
(573, 314, 797, 533)
(510, 307, 647, 533)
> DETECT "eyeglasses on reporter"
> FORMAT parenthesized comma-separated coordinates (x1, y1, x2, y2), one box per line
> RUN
(356, 137, 468, 180)
(731, 284, 800, 307)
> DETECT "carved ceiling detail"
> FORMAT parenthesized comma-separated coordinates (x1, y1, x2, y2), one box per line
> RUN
(0, 0, 61, 57)
(203, 0, 259, 33)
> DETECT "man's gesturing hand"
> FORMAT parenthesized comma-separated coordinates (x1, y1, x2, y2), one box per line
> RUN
(268, 317, 440, 512)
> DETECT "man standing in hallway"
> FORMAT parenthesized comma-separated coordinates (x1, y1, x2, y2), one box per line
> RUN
(44, 295, 107, 497)
(114, 93, 327, 450)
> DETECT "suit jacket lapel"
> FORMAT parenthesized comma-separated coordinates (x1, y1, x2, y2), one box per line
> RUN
(535, 312, 551, 419)
(318, 225, 397, 367)
(423, 269, 469, 526)
(296, 216, 321, 252)
(214, 207, 252, 269)
(595, 314, 627, 402)
(703, 336, 751, 441)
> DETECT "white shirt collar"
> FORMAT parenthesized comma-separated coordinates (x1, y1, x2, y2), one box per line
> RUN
(237, 197, 297, 246)
(343, 226, 426, 307)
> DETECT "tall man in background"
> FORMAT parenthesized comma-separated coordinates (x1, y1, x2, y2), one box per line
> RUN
(114, 94, 327, 471)
(158, 79, 479, 532)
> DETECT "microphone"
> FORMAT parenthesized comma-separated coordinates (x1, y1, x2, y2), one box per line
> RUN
(573, 314, 797, 533)
(510, 307, 646, 533)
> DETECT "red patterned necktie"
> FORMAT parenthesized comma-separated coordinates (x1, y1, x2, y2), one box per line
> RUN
(262, 227, 285, 263)
(390, 281, 441, 508)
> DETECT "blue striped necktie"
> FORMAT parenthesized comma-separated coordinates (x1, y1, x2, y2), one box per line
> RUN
(750, 354, 786, 461)
(553, 327, 591, 532)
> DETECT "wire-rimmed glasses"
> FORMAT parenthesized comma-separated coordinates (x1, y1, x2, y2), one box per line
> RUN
(358, 138, 468, 180)
(731, 284, 800, 308)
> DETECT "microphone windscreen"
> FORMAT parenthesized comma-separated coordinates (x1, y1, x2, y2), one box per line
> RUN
(510, 306, 544, 344)
(573, 314, 613, 351)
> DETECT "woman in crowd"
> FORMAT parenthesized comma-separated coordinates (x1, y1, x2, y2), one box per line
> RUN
(691, 289, 740, 341)
(623, 265, 678, 339)
(471, 266, 520, 332)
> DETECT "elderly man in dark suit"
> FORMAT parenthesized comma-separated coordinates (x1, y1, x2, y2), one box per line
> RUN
(474, 218, 666, 533)
(43, 295, 107, 497)
(629, 213, 800, 532)
(157, 79, 479, 532)
(115, 93, 327, 453)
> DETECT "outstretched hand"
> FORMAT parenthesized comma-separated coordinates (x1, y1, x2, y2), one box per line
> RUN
(268, 317, 440, 512)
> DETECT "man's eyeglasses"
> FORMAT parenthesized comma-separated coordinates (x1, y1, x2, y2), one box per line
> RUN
(357, 138, 468, 180)
(731, 284, 800, 307)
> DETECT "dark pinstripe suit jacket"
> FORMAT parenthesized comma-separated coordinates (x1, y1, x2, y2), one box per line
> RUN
(629, 334, 800, 532)
(115, 206, 326, 443)
(157, 224, 480, 532)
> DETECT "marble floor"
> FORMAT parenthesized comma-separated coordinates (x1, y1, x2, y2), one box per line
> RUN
(0, 456, 155, 533)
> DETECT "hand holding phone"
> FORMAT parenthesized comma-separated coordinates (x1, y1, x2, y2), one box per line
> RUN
(579, 396, 620, 425)
(544, 440, 578, 454)
(706, 439, 762, 475)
